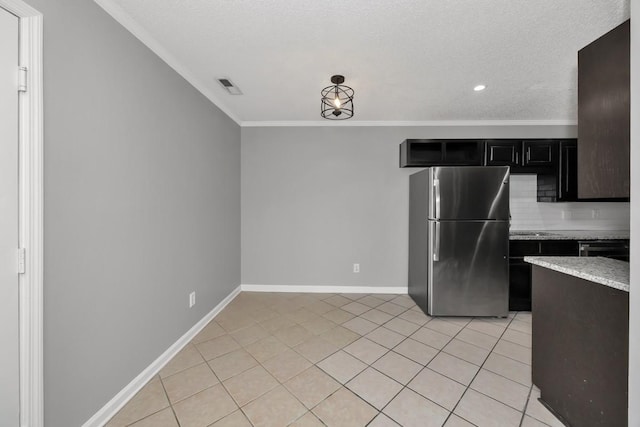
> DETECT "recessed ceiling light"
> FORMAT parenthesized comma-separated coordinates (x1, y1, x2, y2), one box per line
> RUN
(474, 84, 487, 92)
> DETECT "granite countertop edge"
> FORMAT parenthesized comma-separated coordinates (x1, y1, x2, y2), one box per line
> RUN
(509, 230, 630, 240)
(524, 256, 629, 292)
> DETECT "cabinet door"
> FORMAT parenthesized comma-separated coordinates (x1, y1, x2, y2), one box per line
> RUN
(485, 141, 522, 167)
(509, 260, 531, 311)
(557, 140, 578, 202)
(540, 240, 579, 256)
(578, 20, 630, 199)
(509, 240, 540, 257)
(523, 141, 555, 167)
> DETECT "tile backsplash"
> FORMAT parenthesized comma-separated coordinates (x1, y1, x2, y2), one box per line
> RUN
(509, 175, 630, 230)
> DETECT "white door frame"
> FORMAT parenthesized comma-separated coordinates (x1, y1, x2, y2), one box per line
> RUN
(0, 1, 43, 426)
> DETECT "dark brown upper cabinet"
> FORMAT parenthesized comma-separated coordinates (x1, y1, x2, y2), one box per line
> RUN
(578, 20, 630, 199)
(485, 140, 556, 173)
(399, 139, 483, 167)
(557, 140, 578, 202)
(523, 140, 555, 168)
(401, 139, 580, 202)
(485, 140, 522, 168)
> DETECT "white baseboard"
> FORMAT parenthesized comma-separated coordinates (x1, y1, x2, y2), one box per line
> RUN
(241, 284, 407, 294)
(82, 285, 242, 427)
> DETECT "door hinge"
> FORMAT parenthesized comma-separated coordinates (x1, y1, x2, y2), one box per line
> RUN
(18, 66, 27, 92)
(17, 248, 26, 274)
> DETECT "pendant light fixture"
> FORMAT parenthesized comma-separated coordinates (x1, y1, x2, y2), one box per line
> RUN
(321, 75, 354, 120)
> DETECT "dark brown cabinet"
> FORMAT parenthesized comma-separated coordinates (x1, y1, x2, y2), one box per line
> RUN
(532, 267, 629, 427)
(399, 139, 483, 167)
(523, 140, 555, 168)
(578, 20, 630, 199)
(485, 140, 521, 167)
(401, 139, 583, 202)
(484, 140, 556, 172)
(508, 240, 579, 311)
(557, 140, 578, 202)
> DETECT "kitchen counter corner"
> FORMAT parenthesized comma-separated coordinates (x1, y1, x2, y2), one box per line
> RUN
(524, 256, 629, 292)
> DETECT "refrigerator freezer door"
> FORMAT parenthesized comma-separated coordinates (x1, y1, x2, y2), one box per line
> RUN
(429, 167, 510, 220)
(428, 220, 509, 316)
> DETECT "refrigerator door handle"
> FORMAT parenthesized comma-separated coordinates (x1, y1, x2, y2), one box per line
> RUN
(433, 221, 440, 261)
(433, 178, 441, 219)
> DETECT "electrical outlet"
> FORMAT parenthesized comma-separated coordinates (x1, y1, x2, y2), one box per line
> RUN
(189, 291, 196, 308)
(353, 263, 360, 273)
(592, 209, 600, 219)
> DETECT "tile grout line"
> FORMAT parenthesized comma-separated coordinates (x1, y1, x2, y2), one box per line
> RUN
(337, 295, 416, 426)
(444, 312, 522, 426)
(356, 302, 465, 425)
(157, 375, 181, 427)
(518, 384, 536, 427)
(303, 297, 520, 423)
(230, 293, 378, 425)
(393, 315, 477, 426)
(310, 295, 408, 424)
(112, 293, 537, 427)
(296, 294, 417, 425)
(312, 296, 516, 426)
(416, 317, 478, 426)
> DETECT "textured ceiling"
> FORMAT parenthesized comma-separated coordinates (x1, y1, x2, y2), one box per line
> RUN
(99, 0, 629, 124)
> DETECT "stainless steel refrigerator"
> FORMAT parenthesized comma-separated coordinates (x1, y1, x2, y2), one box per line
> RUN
(409, 166, 510, 317)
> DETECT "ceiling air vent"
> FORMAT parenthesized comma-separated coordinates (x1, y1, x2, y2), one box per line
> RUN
(217, 78, 242, 95)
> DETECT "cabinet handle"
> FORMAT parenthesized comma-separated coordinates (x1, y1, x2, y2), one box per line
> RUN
(565, 153, 570, 193)
(515, 151, 519, 165)
(558, 148, 563, 199)
(527, 147, 531, 162)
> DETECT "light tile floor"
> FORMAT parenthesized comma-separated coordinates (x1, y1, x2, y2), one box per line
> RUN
(106, 292, 565, 427)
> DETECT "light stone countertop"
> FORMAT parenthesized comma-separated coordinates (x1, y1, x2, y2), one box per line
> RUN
(510, 230, 630, 240)
(524, 256, 629, 292)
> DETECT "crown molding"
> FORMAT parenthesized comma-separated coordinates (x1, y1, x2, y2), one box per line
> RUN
(93, 0, 241, 125)
(241, 119, 578, 127)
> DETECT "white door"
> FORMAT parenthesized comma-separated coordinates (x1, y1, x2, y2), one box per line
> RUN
(0, 6, 20, 426)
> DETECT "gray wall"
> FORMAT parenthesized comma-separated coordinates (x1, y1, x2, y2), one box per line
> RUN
(241, 125, 576, 287)
(27, 1, 241, 425)
(629, 2, 638, 424)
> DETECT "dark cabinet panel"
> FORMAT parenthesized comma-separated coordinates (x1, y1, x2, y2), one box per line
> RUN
(400, 140, 442, 167)
(557, 140, 578, 202)
(400, 139, 482, 167)
(578, 20, 630, 199)
(536, 139, 578, 202)
(540, 240, 579, 256)
(523, 140, 555, 168)
(508, 240, 538, 312)
(509, 261, 532, 311)
(485, 140, 521, 167)
(444, 141, 483, 164)
(510, 240, 540, 257)
(508, 239, 579, 311)
(400, 138, 590, 204)
(532, 267, 629, 427)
